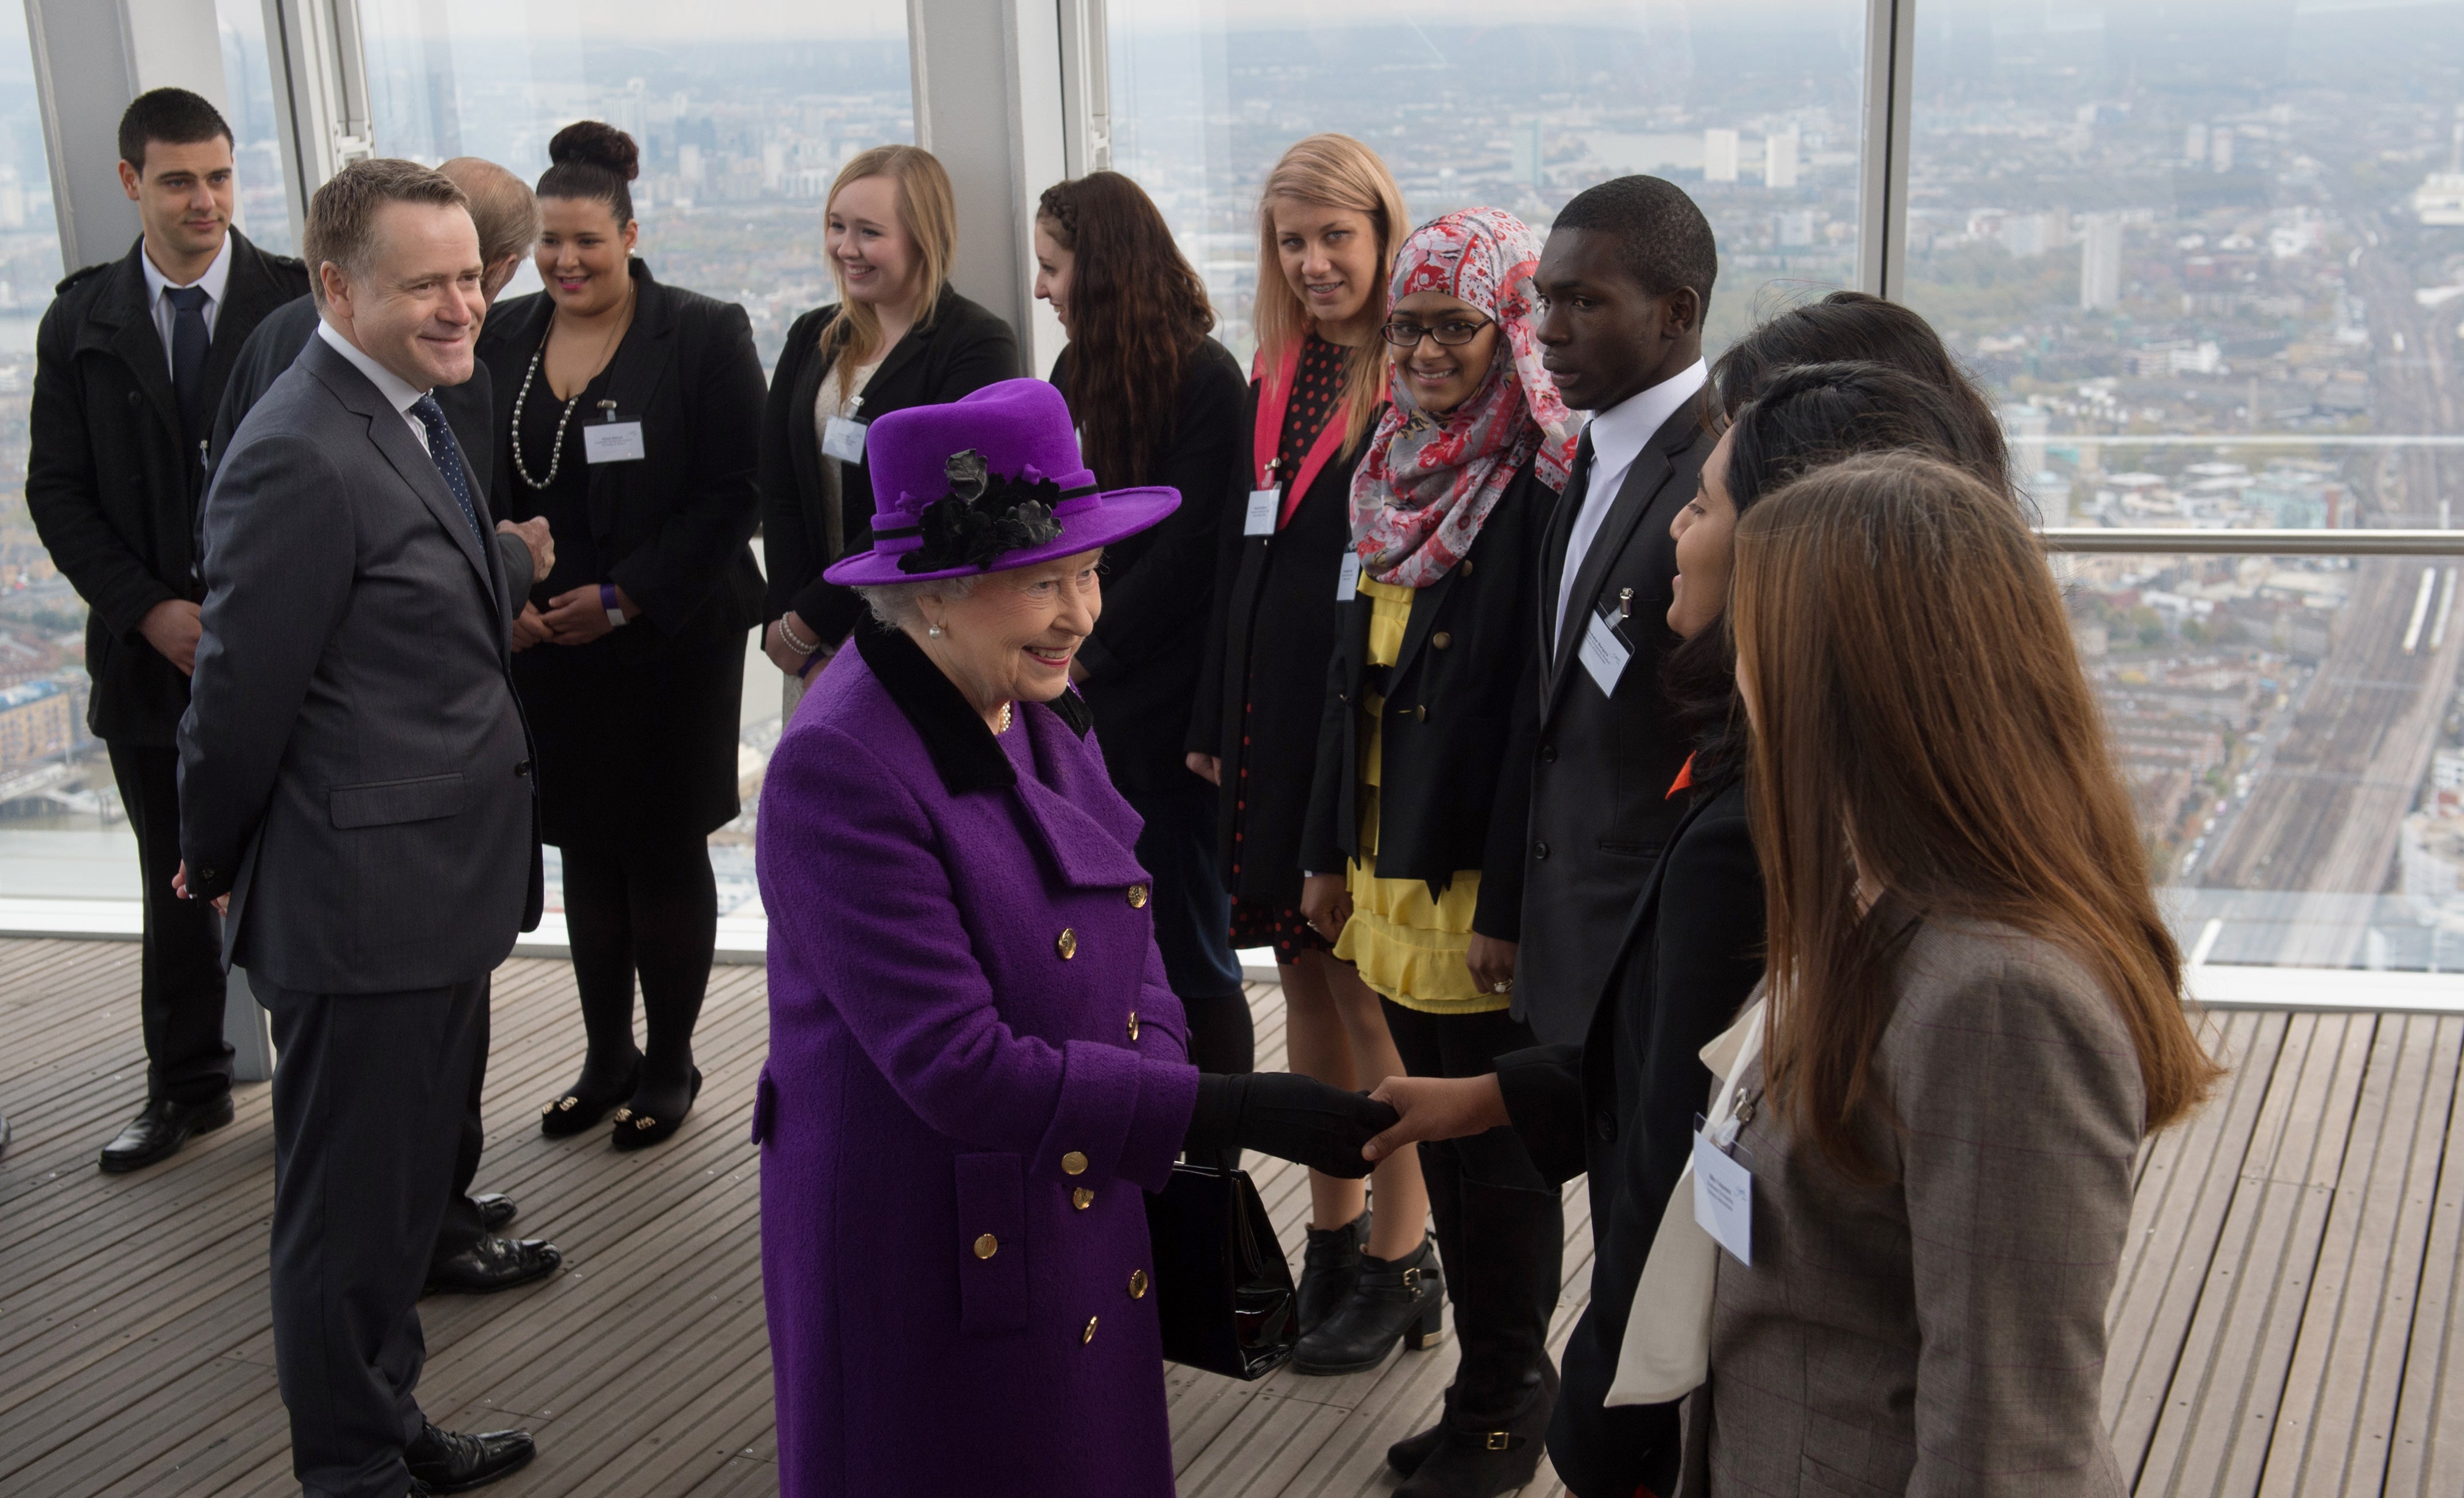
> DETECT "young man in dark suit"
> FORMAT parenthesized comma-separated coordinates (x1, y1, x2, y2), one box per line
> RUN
(1512, 177, 1719, 1049)
(26, 88, 308, 1173)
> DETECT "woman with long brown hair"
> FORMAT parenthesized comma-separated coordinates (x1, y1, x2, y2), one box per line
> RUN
(759, 145, 1021, 701)
(1033, 171, 1254, 1091)
(1686, 451, 2221, 1492)
(1186, 132, 1426, 1349)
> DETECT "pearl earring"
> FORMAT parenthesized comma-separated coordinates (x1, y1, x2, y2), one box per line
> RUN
(927, 624, 944, 638)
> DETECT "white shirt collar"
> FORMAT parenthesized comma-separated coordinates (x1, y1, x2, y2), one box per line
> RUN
(141, 231, 233, 309)
(1580, 359, 1708, 479)
(315, 319, 429, 416)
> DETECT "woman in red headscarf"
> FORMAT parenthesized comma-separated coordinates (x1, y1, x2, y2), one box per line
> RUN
(1295, 207, 1577, 1497)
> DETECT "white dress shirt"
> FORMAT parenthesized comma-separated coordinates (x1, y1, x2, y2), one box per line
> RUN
(315, 320, 432, 454)
(1553, 358, 1709, 645)
(140, 234, 233, 371)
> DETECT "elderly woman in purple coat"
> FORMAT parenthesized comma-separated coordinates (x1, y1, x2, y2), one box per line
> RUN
(754, 379, 1394, 1496)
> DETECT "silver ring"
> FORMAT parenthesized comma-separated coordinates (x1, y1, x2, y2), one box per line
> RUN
(1491, 981, 1510, 994)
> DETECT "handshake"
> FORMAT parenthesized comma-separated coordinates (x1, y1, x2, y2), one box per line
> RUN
(1182, 1071, 1399, 1179)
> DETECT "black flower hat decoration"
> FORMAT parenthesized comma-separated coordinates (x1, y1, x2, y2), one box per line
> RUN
(894, 449, 1072, 575)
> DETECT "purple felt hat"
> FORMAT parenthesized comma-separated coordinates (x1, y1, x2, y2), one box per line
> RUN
(821, 378, 1180, 586)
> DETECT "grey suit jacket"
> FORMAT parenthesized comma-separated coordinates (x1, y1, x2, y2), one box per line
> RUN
(1680, 903, 2144, 1496)
(176, 333, 543, 994)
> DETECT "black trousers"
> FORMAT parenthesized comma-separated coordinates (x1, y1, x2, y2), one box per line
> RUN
(1384, 998, 1564, 1428)
(107, 741, 232, 1105)
(427, 998, 491, 1269)
(258, 972, 486, 1498)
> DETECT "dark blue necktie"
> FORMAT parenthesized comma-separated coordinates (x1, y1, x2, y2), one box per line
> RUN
(166, 285, 209, 444)
(410, 392, 487, 548)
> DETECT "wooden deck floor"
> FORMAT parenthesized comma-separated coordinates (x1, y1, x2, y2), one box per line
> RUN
(2, 937, 2461, 1496)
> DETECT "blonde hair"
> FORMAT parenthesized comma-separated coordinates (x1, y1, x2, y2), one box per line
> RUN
(823, 146, 959, 407)
(1253, 134, 1407, 455)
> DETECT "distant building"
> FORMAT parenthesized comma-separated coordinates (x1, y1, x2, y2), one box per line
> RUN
(1765, 126, 1799, 189)
(2210, 128, 2234, 174)
(1704, 128, 1739, 183)
(2184, 122, 2208, 167)
(2080, 214, 2122, 310)
(1510, 119, 1543, 186)
(2403, 812, 2464, 910)
(0, 679, 73, 769)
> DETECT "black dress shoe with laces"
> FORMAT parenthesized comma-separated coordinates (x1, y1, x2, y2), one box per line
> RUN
(423, 1236, 562, 1296)
(99, 1094, 235, 1173)
(403, 1421, 535, 1493)
(473, 1193, 517, 1232)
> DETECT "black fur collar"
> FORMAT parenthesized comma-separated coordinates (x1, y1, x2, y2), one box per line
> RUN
(854, 623, 1092, 796)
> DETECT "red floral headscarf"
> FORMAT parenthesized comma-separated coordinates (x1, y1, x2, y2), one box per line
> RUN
(1348, 207, 1578, 588)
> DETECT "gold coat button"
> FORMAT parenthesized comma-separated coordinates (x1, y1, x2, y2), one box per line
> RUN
(973, 1233, 998, 1259)
(1082, 1315, 1100, 1344)
(1129, 1269, 1149, 1299)
(1127, 883, 1149, 909)
(1431, 631, 1453, 650)
(1073, 1187, 1094, 1210)
(1460, 558, 1476, 576)
(1056, 927, 1078, 960)
(1127, 1011, 1140, 1041)
(1062, 1150, 1088, 1175)
(1415, 705, 1428, 722)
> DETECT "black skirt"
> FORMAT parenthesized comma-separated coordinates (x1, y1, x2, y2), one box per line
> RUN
(513, 634, 745, 847)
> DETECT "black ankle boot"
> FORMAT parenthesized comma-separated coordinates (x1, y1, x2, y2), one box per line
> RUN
(1298, 1211, 1368, 1334)
(1392, 1365, 1554, 1498)
(1292, 1234, 1443, 1375)
(1388, 1361, 1557, 1483)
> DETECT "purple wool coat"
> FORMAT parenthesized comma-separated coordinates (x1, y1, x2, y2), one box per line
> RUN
(754, 622, 1202, 1496)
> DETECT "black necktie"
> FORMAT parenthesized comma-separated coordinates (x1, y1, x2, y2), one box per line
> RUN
(166, 285, 210, 445)
(1552, 427, 1598, 655)
(410, 392, 487, 548)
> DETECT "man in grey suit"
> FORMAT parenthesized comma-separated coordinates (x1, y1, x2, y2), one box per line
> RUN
(175, 159, 555, 1498)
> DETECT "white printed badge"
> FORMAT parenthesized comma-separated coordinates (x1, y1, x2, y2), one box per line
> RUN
(821, 414, 870, 464)
(1336, 552, 1362, 601)
(1578, 608, 1633, 698)
(1243, 488, 1280, 537)
(1692, 1127, 1753, 1265)
(583, 420, 646, 465)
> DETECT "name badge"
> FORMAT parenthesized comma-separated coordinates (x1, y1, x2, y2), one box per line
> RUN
(583, 420, 646, 465)
(1692, 1127, 1753, 1265)
(1243, 488, 1280, 537)
(1578, 608, 1633, 697)
(1336, 552, 1362, 601)
(821, 414, 869, 464)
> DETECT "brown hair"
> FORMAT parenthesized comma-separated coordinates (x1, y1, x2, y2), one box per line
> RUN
(304, 158, 469, 299)
(1730, 453, 2220, 1175)
(437, 157, 542, 268)
(1038, 172, 1215, 487)
(823, 146, 960, 408)
(1253, 134, 1407, 455)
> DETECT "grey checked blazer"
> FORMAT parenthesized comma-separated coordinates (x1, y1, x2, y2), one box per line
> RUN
(1678, 899, 2146, 1496)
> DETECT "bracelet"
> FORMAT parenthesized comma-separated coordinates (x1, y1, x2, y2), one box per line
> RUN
(776, 615, 819, 656)
(600, 583, 629, 629)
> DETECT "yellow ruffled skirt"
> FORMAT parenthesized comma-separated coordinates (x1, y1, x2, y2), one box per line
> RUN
(1332, 579, 1506, 1015)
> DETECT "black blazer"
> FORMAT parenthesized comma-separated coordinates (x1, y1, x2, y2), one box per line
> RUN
(476, 260, 767, 654)
(1515, 387, 1717, 1043)
(1493, 770, 1761, 1498)
(25, 231, 309, 745)
(1189, 382, 1382, 907)
(1298, 454, 1556, 938)
(1052, 336, 1247, 793)
(759, 291, 1021, 648)
(209, 293, 496, 514)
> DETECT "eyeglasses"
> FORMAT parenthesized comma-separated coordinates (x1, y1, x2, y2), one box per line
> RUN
(1379, 317, 1494, 348)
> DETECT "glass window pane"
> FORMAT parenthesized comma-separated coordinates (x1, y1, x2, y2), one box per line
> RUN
(1911, 3, 2464, 967)
(218, 0, 299, 254)
(354, 0, 911, 369)
(1105, 2, 1870, 365)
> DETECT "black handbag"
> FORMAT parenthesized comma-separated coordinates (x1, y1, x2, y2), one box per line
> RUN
(1144, 1162, 1298, 1380)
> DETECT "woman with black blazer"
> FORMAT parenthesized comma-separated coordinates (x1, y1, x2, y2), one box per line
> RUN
(1186, 133, 1425, 1337)
(477, 123, 766, 1150)
(1032, 172, 1254, 1087)
(1291, 209, 1574, 1497)
(759, 145, 1019, 696)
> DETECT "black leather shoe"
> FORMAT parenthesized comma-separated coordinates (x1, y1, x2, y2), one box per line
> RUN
(424, 1236, 562, 1296)
(1299, 1211, 1368, 1334)
(474, 1193, 517, 1232)
(403, 1421, 535, 1493)
(99, 1094, 234, 1173)
(1293, 1234, 1444, 1375)
(540, 1057, 640, 1138)
(611, 1067, 701, 1151)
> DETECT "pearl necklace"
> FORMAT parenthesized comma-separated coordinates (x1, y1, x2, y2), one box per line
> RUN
(509, 338, 585, 492)
(995, 702, 1014, 735)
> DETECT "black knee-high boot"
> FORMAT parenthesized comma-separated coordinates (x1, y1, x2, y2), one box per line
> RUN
(1395, 1179, 1563, 1498)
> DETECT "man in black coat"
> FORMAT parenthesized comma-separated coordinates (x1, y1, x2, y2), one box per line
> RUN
(26, 89, 308, 1173)
(1512, 178, 1719, 1047)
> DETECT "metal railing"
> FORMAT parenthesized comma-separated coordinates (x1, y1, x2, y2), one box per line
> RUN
(2041, 528, 2464, 556)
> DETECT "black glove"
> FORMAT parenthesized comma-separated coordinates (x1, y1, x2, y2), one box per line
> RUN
(1182, 1072, 1398, 1179)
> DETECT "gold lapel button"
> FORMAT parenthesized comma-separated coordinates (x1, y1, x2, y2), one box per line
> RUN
(973, 1233, 998, 1259)
(1127, 883, 1149, 909)
(1127, 1011, 1140, 1041)
(1082, 1315, 1099, 1344)
(1129, 1269, 1149, 1299)
(1431, 631, 1452, 650)
(1056, 927, 1078, 960)
(1072, 1187, 1094, 1210)
(1061, 1150, 1088, 1175)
